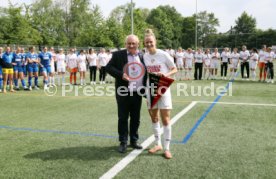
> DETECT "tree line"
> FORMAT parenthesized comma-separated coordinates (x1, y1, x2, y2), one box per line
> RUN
(0, 0, 275, 50)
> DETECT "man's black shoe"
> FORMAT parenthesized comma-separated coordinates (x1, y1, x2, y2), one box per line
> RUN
(118, 143, 127, 153)
(130, 142, 143, 149)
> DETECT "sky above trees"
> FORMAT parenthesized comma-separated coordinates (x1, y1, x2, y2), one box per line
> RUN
(2, 0, 276, 32)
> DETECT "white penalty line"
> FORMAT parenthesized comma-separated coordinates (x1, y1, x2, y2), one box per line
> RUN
(99, 101, 197, 179)
(196, 101, 276, 107)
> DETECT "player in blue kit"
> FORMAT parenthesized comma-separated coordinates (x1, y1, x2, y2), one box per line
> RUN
(1, 47, 14, 93)
(38, 47, 52, 89)
(26, 46, 40, 90)
(0, 47, 3, 92)
(12, 47, 28, 90)
(21, 48, 27, 77)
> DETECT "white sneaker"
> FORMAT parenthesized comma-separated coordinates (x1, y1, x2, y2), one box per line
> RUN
(44, 84, 48, 90)
(103, 81, 106, 84)
(29, 86, 32, 91)
(224, 77, 227, 80)
(267, 79, 271, 83)
(35, 86, 40, 90)
(94, 82, 96, 85)
(271, 80, 274, 84)
(90, 81, 93, 85)
(0, 89, 2, 93)
(100, 81, 102, 85)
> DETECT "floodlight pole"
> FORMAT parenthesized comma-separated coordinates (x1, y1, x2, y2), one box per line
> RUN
(195, 0, 198, 50)
(131, 0, 134, 34)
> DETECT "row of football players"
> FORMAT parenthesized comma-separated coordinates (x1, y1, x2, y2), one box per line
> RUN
(0, 46, 112, 93)
(167, 45, 275, 83)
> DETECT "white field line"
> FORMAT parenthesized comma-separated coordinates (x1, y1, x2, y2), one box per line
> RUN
(99, 101, 198, 179)
(196, 101, 276, 107)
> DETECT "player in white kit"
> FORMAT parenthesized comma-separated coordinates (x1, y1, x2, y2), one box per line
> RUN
(175, 47, 184, 80)
(183, 48, 194, 80)
(203, 49, 211, 80)
(56, 49, 66, 85)
(229, 48, 240, 80)
(210, 48, 220, 80)
(143, 29, 177, 159)
(77, 50, 87, 85)
(249, 48, 259, 81)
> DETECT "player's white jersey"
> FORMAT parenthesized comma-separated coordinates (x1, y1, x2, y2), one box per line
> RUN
(230, 52, 240, 69)
(211, 52, 221, 60)
(210, 52, 220, 69)
(144, 49, 175, 75)
(250, 53, 259, 69)
(184, 52, 194, 68)
(194, 52, 204, 63)
(144, 49, 175, 109)
(66, 53, 78, 69)
(175, 52, 184, 66)
(259, 50, 266, 63)
(221, 51, 230, 63)
(87, 53, 97, 66)
(77, 54, 87, 71)
(240, 50, 250, 62)
(97, 53, 108, 66)
(265, 51, 275, 63)
(56, 54, 66, 68)
(203, 54, 211, 66)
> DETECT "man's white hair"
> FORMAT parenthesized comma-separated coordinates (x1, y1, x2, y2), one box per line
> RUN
(125, 34, 139, 44)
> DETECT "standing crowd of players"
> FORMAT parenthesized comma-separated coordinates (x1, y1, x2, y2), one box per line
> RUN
(0, 46, 113, 93)
(167, 45, 275, 83)
(0, 44, 275, 93)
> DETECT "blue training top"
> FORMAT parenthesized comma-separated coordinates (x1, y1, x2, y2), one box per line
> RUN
(38, 52, 52, 67)
(26, 52, 39, 67)
(12, 53, 24, 67)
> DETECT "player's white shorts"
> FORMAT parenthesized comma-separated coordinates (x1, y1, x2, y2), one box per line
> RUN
(176, 59, 184, 68)
(146, 88, 172, 109)
(50, 64, 55, 73)
(250, 61, 257, 69)
(229, 60, 239, 69)
(57, 66, 66, 73)
(204, 60, 211, 67)
(185, 60, 193, 69)
(176, 62, 184, 69)
(210, 60, 220, 69)
(79, 64, 87, 72)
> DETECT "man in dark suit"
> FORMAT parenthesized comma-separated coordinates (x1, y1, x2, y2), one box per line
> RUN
(106, 34, 147, 153)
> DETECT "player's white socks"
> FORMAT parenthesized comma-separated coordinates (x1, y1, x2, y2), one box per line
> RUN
(58, 76, 61, 86)
(49, 76, 55, 85)
(252, 71, 256, 80)
(152, 122, 162, 146)
(163, 124, 171, 151)
(62, 75, 65, 85)
(184, 70, 187, 79)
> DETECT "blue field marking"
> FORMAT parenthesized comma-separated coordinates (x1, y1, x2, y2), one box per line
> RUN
(0, 125, 118, 139)
(182, 74, 238, 144)
(0, 125, 185, 144)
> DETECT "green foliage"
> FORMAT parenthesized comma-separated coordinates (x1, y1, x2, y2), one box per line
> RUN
(181, 16, 196, 49)
(0, 2, 275, 49)
(234, 11, 256, 34)
(0, 6, 41, 45)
